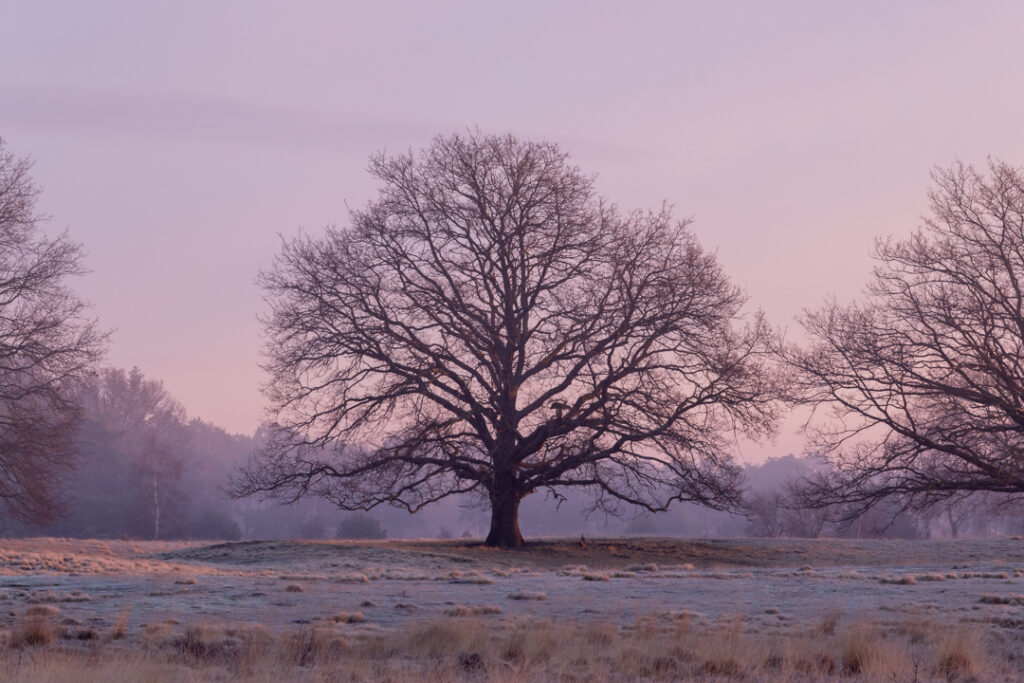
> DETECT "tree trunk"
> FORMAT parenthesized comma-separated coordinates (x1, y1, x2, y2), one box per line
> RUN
(153, 473, 161, 540)
(485, 492, 524, 547)
(946, 507, 960, 539)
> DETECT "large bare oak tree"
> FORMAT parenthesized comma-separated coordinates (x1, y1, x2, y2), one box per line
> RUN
(0, 139, 106, 523)
(236, 133, 780, 546)
(787, 159, 1024, 514)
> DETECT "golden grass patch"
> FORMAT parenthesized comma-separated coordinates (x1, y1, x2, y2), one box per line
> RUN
(0, 605, 1016, 681)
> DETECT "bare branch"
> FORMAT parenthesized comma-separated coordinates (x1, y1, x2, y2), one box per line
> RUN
(0, 139, 107, 523)
(787, 159, 1024, 513)
(236, 132, 782, 546)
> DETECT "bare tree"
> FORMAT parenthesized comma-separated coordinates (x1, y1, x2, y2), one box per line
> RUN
(235, 133, 780, 546)
(743, 483, 828, 538)
(778, 482, 829, 538)
(78, 367, 188, 538)
(787, 159, 1024, 516)
(336, 513, 387, 540)
(916, 491, 1001, 538)
(744, 490, 784, 537)
(741, 454, 830, 537)
(941, 495, 976, 539)
(0, 139, 105, 523)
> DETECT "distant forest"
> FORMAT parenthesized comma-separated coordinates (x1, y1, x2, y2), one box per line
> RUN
(3, 365, 1021, 542)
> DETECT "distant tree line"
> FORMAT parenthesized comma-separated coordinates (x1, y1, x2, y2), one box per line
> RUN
(740, 455, 1024, 540)
(0, 367, 244, 540)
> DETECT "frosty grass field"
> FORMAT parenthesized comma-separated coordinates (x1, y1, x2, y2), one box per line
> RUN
(1, 536, 1023, 681)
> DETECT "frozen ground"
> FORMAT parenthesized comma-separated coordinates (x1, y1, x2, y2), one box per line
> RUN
(2, 536, 1023, 640)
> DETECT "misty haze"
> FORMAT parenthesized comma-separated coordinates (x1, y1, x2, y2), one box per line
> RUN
(1, 3, 1024, 681)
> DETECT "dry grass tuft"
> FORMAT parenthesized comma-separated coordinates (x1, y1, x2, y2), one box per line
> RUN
(281, 625, 347, 667)
(507, 590, 546, 600)
(28, 589, 92, 603)
(443, 605, 502, 617)
(446, 573, 494, 585)
(879, 574, 917, 585)
(62, 626, 100, 640)
(24, 604, 61, 617)
(838, 623, 881, 674)
(818, 608, 841, 635)
(959, 571, 1010, 579)
(10, 616, 56, 647)
(694, 617, 752, 676)
(404, 618, 492, 660)
(172, 622, 276, 668)
(108, 607, 130, 640)
(895, 615, 934, 644)
(934, 626, 985, 679)
(626, 562, 659, 572)
(331, 611, 365, 623)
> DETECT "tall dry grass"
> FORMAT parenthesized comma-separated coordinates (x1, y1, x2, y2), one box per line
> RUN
(0, 607, 1017, 682)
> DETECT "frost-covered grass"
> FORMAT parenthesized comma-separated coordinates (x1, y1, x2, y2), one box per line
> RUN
(1, 536, 1023, 680)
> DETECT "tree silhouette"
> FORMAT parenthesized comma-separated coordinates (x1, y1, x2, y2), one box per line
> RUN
(0, 139, 105, 523)
(235, 133, 780, 546)
(788, 159, 1024, 515)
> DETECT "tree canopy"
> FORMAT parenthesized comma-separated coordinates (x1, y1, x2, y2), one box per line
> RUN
(0, 138, 106, 523)
(787, 159, 1024, 513)
(236, 132, 781, 546)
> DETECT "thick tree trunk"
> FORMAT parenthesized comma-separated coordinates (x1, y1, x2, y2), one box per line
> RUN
(485, 492, 524, 547)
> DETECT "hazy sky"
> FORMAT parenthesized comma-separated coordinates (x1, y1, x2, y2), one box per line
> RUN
(3, 1, 1024, 458)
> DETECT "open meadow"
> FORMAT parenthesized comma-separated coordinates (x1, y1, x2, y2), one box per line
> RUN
(1, 536, 1023, 681)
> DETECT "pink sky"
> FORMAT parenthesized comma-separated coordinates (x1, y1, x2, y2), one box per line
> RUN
(3, 1, 1024, 460)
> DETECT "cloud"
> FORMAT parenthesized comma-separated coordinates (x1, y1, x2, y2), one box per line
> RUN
(0, 84, 435, 150)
